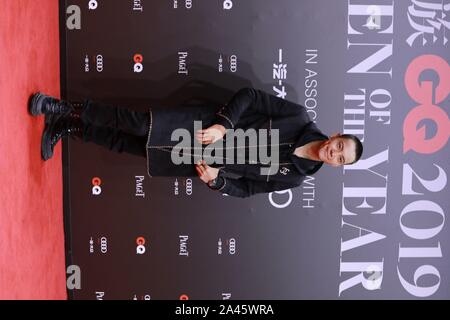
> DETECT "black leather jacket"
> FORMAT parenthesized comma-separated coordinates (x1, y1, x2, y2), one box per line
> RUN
(145, 87, 328, 198)
(206, 87, 329, 198)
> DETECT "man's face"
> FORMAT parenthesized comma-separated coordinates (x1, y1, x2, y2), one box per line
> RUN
(318, 134, 356, 166)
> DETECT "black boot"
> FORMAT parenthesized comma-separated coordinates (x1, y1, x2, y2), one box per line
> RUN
(41, 110, 84, 161)
(29, 92, 85, 124)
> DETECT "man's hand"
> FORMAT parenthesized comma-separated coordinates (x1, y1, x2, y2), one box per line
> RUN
(195, 159, 219, 183)
(195, 124, 226, 145)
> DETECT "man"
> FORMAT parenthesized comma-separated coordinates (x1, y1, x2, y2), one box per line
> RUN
(29, 87, 363, 198)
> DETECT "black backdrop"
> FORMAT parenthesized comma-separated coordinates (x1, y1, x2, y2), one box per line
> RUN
(60, 0, 450, 300)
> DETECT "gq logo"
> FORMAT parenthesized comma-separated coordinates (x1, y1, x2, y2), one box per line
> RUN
(134, 54, 144, 73)
(136, 236, 146, 255)
(223, 0, 233, 10)
(88, 0, 99, 10)
(92, 177, 102, 195)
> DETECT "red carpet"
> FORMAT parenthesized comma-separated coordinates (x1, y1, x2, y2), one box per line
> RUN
(0, 0, 66, 299)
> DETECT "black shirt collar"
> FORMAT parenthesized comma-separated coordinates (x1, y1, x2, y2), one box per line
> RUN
(289, 122, 329, 176)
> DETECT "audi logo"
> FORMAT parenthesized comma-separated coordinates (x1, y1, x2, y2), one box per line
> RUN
(96, 54, 103, 72)
(100, 237, 108, 253)
(185, 178, 192, 195)
(229, 238, 236, 254)
(229, 55, 237, 72)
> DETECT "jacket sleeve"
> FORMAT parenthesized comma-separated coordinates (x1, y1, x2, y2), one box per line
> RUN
(215, 87, 306, 130)
(207, 174, 304, 198)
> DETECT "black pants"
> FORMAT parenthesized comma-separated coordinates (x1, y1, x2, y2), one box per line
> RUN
(77, 99, 150, 158)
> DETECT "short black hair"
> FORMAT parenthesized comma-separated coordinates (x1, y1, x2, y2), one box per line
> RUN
(340, 134, 363, 165)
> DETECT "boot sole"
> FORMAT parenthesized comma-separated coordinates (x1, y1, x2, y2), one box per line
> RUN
(41, 113, 63, 161)
(41, 123, 53, 161)
(29, 92, 44, 116)
(29, 92, 54, 125)
(41, 112, 70, 161)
